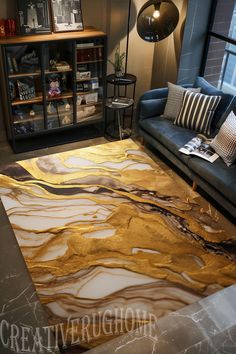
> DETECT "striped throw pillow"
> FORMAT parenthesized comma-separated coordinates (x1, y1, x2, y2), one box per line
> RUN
(174, 91, 221, 135)
(210, 111, 236, 166)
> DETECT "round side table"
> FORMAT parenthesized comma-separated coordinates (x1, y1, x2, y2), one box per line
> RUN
(105, 97, 134, 140)
(106, 73, 137, 97)
(106, 74, 137, 136)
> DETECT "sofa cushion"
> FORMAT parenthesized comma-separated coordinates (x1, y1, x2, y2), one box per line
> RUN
(211, 111, 236, 166)
(194, 77, 234, 133)
(188, 157, 236, 205)
(163, 82, 201, 121)
(139, 116, 196, 165)
(175, 91, 221, 136)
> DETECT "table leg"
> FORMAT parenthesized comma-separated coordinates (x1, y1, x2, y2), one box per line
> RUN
(117, 110, 122, 140)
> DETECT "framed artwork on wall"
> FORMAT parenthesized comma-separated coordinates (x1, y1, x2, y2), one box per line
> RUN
(50, 0, 84, 33)
(17, 0, 51, 35)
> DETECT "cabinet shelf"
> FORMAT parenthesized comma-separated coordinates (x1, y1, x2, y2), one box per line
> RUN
(46, 91, 74, 101)
(13, 115, 44, 124)
(77, 101, 102, 108)
(76, 76, 101, 82)
(11, 94, 43, 106)
(8, 72, 41, 79)
(77, 113, 103, 125)
(76, 45, 104, 50)
(77, 60, 103, 64)
(77, 89, 99, 95)
(45, 69, 73, 75)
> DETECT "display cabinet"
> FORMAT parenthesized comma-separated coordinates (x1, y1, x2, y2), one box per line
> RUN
(0, 29, 107, 152)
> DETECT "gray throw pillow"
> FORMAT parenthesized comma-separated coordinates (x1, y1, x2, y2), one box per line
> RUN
(210, 111, 236, 166)
(163, 82, 201, 120)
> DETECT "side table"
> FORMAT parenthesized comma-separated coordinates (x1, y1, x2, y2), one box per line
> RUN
(105, 74, 137, 139)
(106, 73, 137, 98)
(105, 97, 134, 140)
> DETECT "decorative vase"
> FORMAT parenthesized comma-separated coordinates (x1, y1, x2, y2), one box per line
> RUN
(115, 68, 124, 78)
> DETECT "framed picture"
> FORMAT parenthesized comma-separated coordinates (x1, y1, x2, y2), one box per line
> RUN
(50, 0, 84, 32)
(17, 0, 51, 35)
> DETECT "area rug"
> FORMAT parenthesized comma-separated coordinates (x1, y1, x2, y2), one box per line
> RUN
(0, 139, 235, 349)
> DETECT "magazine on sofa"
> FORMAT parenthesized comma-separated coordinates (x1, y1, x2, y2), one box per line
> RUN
(179, 136, 219, 163)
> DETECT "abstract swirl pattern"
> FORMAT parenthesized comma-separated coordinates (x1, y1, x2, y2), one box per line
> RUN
(0, 140, 235, 348)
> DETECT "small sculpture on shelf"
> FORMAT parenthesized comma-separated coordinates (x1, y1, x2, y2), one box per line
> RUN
(49, 59, 57, 71)
(65, 103, 71, 111)
(48, 76, 61, 98)
(61, 115, 72, 126)
(29, 109, 35, 117)
(50, 56, 70, 72)
(47, 102, 56, 114)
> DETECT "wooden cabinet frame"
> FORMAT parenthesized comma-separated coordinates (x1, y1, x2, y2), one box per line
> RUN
(0, 28, 107, 152)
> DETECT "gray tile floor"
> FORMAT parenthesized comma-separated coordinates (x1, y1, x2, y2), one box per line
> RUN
(0, 130, 108, 165)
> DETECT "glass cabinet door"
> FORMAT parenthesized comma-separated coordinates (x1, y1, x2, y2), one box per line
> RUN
(76, 38, 104, 123)
(44, 41, 74, 129)
(46, 98, 73, 130)
(12, 103, 45, 136)
(6, 44, 44, 137)
(6, 44, 41, 75)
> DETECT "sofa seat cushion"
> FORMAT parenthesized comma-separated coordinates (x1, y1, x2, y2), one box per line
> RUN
(188, 157, 236, 205)
(139, 116, 196, 165)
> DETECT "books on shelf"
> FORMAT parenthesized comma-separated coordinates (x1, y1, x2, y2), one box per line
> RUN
(77, 48, 103, 62)
(17, 78, 36, 101)
(77, 71, 91, 80)
(179, 136, 219, 163)
(76, 43, 95, 48)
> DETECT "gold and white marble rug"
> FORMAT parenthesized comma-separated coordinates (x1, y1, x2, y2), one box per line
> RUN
(0, 139, 235, 349)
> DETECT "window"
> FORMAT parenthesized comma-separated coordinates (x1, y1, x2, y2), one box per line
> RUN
(202, 0, 236, 94)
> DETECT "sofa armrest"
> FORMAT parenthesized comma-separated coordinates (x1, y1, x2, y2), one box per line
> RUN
(136, 84, 194, 122)
(136, 88, 168, 121)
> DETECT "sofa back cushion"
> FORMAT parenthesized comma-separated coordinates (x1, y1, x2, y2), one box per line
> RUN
(194, 77, 234, 133)
(175, 91, 221, 135)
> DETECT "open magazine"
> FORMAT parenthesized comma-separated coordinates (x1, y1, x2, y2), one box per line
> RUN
(179, 136, 219, 163)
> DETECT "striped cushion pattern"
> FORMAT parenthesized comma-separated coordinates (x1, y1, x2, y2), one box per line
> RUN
(210, 111, 236, 166)
(174, 91, 221, 135)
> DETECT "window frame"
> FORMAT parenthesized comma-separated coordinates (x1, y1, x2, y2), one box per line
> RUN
(201, 0, 236, 79)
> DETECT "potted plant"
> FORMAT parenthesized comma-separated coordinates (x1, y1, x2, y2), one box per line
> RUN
(108, 45, 126, 77)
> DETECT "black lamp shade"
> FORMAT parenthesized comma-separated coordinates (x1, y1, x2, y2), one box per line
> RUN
(137, 0, 179, 42)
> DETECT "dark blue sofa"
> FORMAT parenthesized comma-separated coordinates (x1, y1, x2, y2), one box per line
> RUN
(136, 77, 236, 219)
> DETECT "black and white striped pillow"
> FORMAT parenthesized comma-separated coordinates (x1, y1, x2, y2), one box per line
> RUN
(210, 111, 236, 166)
(174, 91, 221, 135)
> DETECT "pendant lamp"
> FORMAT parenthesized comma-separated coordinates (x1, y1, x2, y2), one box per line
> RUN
(137, 0, 179, 42)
